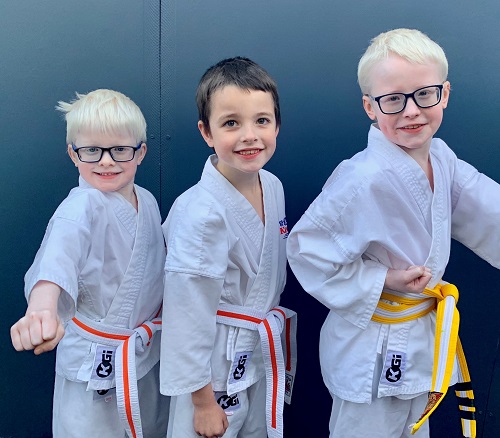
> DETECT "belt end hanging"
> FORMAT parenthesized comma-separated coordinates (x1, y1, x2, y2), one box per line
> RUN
(410, 391, 444, 435)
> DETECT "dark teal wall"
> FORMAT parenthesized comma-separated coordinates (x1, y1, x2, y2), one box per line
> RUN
(2, 1, 499, 436)
(1, 2, 160, 436)
(161, 2, 500, 435)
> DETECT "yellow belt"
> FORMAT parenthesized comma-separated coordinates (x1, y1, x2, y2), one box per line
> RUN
(372, 283, 476, 437)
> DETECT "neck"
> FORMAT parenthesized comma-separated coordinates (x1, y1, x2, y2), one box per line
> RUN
(222, 169, 264, 223)
(398, 144, 434, 191)
(241, 178, 264, 223)
(122, 185, 138, 211)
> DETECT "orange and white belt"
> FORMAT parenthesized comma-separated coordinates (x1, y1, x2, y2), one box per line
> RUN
(372, 283, 476, 437)
(68, 311, 162, 438)
(216, 303, 297, 438)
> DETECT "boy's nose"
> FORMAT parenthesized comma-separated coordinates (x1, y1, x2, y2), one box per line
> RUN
(241, 126, 258, 142)
(403, 96, 421, 116)
(98, 149, 116, 165)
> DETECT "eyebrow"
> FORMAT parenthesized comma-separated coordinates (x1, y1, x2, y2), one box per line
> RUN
(255, 111, 274, 118)
(216, 111, 274, 121)
(375, 84, 441, 96)
(216, 112, 238, 121)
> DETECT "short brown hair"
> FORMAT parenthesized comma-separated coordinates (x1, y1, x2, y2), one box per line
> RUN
(196, 57, 280, 132)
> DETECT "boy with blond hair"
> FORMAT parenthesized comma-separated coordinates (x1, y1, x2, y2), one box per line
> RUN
(288, 29, 500, 437)
(160, 57, 296, 438)
(11, 89, 169, 437)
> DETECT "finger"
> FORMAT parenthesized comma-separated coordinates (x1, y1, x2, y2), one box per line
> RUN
(214, 422, 226, 438)
(10, 324, 25, 351)
(17, 316, 41, 350)
(26, 312, 45, 346)
(421, 273, 432, 286)
(56, 322, 65, 342)
(40, 312, 59, 342)
(34, 340, 56, 355)
(407, 266, 426, 280)
(34, 324, 64, 355)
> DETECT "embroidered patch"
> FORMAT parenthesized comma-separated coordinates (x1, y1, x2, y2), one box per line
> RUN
(214, 391, 241, 413)
(382, 350, 406, 386)
(229, 351, 252, 384)
(91, 345, 116, 382)
(93, 387, 116, 403)
(279, 217, 288, 239)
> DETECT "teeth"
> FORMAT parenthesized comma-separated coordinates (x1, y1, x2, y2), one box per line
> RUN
(238, 150, 260, 155)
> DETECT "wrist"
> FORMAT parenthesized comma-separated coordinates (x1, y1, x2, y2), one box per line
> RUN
(383, 268, 394, 289)
(27, 281, 61, 314)
(192, 384, 215, 408)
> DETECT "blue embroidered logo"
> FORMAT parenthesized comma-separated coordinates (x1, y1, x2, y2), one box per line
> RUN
(279, 217, 288, 239)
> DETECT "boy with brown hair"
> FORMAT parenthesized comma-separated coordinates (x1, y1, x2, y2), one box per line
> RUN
(160, 57, 296, 438)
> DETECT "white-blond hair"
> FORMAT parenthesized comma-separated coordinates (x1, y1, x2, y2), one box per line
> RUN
(56, 89, 147, 144)
(357, 28, 448, 94)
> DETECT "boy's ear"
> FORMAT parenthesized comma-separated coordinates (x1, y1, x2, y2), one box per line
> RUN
(362, 95, 378, 121)
(68, 144, 79, 166)
(198, 121, 214, 148)
(137, 143, 147, 165)
(441, 81, 451, 109)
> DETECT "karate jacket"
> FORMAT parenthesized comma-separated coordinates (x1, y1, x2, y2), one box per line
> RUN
(25, 177, 165, 385)
(287, 126, 500, 403)
(160, 155, 288, 396)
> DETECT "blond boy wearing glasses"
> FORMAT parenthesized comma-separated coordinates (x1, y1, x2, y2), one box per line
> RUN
(11, 89, 169, 437)
(288, 29, 500, 437)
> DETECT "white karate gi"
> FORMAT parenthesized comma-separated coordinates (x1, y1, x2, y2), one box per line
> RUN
(160, 155, 288, 437)
(287, 126, 500, 436)
(25, 177, 169, 437)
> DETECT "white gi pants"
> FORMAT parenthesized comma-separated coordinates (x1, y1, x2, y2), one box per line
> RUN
(167, 376, 267, 438)
(53, 362, 170, 438)
(327, 339, 431, 438)
(329, 392, 429, 438)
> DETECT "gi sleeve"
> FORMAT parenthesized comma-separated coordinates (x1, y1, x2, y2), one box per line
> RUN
(160, 192, 229, 395)
(24, 201, 93, 322)
(287, 182, 388, 330)
(451, 158, 500, 268)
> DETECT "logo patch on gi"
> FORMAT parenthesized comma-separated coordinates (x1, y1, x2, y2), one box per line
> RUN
(382, 350, 406, 386)
(229, 351, 252, 384)
(279, 217, 288, 239)
(214, 391, 241, 413)
(93, 387, 116, 403)
(91, 345, 116, 381)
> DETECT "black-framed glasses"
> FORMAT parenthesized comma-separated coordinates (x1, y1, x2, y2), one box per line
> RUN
(72, 143, 143, 163)
(366, 84, 444, 115)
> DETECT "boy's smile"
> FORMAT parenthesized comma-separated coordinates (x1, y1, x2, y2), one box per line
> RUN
(362, 54, 450, 160)
(198, 85, 279, 186)
(69, 131, 146, 204)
